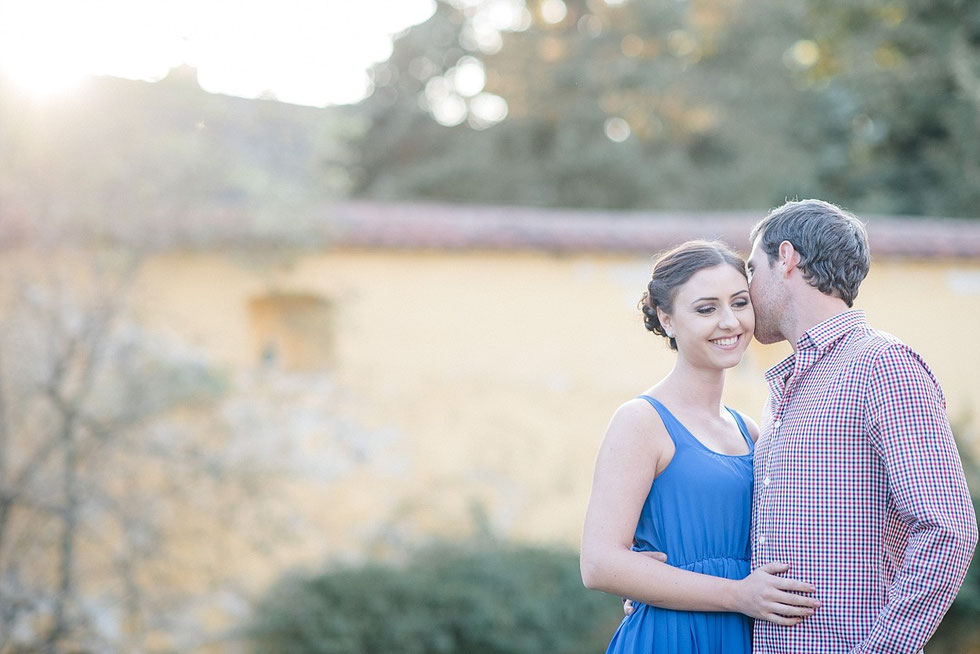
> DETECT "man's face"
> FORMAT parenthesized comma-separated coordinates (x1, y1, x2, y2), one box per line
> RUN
(746, 236, 785, 345)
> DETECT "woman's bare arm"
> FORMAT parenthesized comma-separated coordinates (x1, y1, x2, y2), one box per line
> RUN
(580, 400, 819, 624)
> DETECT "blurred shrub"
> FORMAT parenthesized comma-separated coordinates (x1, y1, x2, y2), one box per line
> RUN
(929, 433, 980, 652)
(246, 543, 622, 654)
(950, 439, 980, 613)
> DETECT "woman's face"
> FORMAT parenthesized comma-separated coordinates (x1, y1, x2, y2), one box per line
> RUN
(659, 264, 755, 370)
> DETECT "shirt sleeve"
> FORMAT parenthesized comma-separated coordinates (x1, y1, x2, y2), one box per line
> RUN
(856, 344, 978, 652)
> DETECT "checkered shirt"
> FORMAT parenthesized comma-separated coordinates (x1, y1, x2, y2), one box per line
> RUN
(751, 310, 977, 653)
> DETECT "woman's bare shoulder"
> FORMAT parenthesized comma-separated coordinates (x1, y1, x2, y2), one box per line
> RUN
(602, 396, 672, 453)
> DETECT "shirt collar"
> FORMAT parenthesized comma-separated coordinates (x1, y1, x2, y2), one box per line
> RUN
(763, 309, 867, 387)
(798, 309, 867, 352)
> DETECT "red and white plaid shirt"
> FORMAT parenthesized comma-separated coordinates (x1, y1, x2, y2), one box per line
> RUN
(752, 310, 977, 653)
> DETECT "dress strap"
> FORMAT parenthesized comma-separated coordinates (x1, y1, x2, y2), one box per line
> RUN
(635, 395, 685, 447)
(725, 408, 755, 452)
(637, 395, 754, 454)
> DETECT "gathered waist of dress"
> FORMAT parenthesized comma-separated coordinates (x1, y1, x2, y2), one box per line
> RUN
(631, 550, 749, 570)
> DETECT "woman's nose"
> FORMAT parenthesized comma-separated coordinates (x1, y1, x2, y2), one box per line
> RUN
(718, 307, 738, 328)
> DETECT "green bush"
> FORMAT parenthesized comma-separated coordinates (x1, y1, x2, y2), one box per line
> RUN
(246, 543, 623, 654)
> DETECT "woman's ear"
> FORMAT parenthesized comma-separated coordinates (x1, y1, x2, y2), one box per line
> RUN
(656, 306, 674, 338)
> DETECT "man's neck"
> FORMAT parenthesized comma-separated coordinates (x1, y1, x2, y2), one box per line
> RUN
(786, 293, 853, 352)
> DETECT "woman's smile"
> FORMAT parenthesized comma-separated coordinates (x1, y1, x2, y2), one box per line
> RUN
(709, 334, 742, 349)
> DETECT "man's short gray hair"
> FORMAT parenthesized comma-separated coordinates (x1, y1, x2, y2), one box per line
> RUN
(750, 199, 870, 307)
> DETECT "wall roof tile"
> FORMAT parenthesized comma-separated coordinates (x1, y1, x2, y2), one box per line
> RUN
(327, 201, 980, 258)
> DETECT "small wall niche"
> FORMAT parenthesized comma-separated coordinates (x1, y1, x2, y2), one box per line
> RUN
(248, 292, 335, 371)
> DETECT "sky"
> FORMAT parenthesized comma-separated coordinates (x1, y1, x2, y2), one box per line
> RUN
(0, 0, 438, 106)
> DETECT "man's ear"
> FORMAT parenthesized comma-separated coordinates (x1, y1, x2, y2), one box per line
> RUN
(777, 241, 800, 277)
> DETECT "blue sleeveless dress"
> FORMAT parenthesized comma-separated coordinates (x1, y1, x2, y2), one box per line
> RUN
(605, 396, 754, 654)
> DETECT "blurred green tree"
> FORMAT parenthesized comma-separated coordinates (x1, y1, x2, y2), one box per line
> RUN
(349, 0, 980, 217)
(791, 0, 980, 216)
(349, 0, 827, 210)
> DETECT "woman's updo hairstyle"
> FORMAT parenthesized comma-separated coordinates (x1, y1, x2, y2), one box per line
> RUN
(639, 240, 748, 350)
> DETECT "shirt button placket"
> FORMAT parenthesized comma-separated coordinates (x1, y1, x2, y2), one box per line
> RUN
(757, 414, 782, 558)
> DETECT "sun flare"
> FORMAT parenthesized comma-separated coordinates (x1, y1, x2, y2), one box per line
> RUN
(0, 56, 87, 98)
(0, 0, 437, 106)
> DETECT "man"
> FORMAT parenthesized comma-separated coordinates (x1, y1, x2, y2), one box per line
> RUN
(745, 198, 977, 652)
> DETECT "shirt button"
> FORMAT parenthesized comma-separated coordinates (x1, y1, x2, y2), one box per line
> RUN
(773, 419, 782, 428)
(763, 476, 771, 486)
(758, 535, 767, 545)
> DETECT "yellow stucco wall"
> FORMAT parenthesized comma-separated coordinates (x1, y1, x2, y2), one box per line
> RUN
(6, 246, 979, 650)
(126, 249, 980, 552)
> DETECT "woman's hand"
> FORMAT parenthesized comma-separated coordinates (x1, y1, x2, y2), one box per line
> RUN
(733, 562, 820, 625)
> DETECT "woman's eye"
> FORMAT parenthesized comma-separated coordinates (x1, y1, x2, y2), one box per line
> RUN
(696, 306, 715, 315)
(733, 299, 749, 308)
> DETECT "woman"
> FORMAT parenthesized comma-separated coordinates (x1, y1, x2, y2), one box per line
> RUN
(580, 241, 819, 653)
